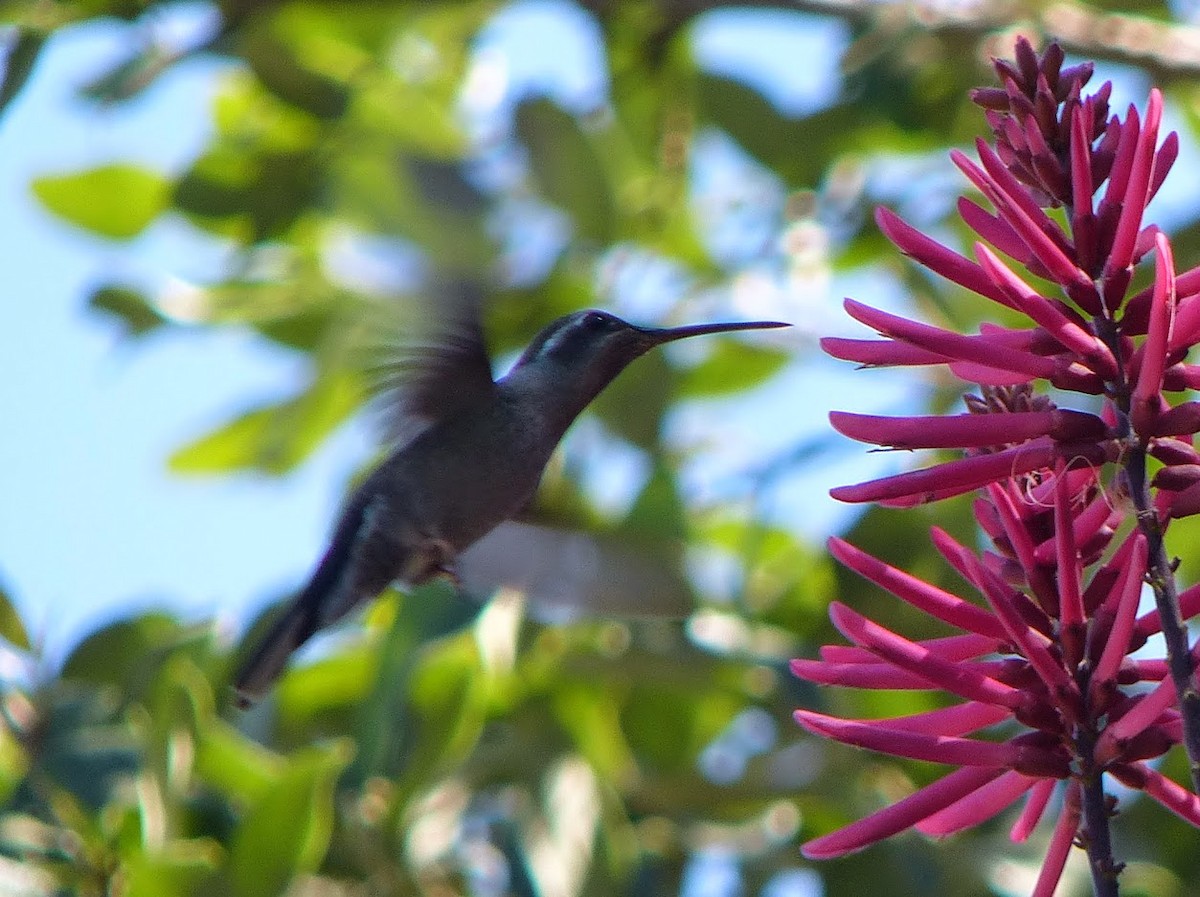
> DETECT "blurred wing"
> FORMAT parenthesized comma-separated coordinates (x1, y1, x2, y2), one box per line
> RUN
(457, 520, 693, 620)
(360, 279, 495, 442)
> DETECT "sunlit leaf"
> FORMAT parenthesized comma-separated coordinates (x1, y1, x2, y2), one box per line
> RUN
(227, 740, 353, 897)
(169, 372, 363, 475)
(123, 839, 222, 897)
(0, 578, 30, 650)
(32, 164, 170, 239)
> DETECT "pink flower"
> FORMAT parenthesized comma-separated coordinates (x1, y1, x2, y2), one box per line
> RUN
(798, 37, 1200, 895)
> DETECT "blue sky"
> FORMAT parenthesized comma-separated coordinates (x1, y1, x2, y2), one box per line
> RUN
(0, 3, 899, 662)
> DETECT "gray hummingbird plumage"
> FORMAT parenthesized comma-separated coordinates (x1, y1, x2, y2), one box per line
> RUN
(233, 285, 787, 706)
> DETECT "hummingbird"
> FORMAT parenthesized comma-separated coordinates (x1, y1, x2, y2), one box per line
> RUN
(233, 283, 787, 706)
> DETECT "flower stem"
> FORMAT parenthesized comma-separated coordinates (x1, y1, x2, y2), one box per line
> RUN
(1078, 750, 1121, 897)
(1125, 444, 1200, 792)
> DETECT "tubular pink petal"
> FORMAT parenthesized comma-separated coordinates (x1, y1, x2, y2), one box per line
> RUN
(793, 710, 1027, 767)
(843, 299, 1060, 380)
(986, 483, 1060, 612)
(1129, 262, 1200, 339)
(958, 198, 1032, 264)
(828, 602, 1025, 708)
(1167, 480, 1200, 518)
(1100, 103, 1140, 222)
(828, 410, 1104, 450)
(1070, 106, 1098, 274)
(830, 439, 1062, 505)
(1146, 401, 1200, 437)
(1031, 782, 1080, 897)
(870, 701, 1011, 736)
(916, 770, 1038, 836)
(1134, 582, 1200, 639)
(974, 244, 1117, 376)
(1132, 232, 1177, 436)
(964, 554, 1080, 709)
(1106, 91, 1162, 278)
(1053, 466, 1086, 658)
(790, 658, 955, 690)
(874, 206, 1014, 306)
(946, 361, 1034, 387)
(828, 537, 1007, 637)
(1033, 492, 1122, 566)
(1011, 778, 1056, 842)
(1163, 364, 1200, 391)
(1153, 462, 1200, 491)
(1095, 678, 1177, 765)
(1148, 130, 1180, 203)
(801, 766, 1002, 858)
(821, 337, 950, 367)
(1091, 535, 1149, 694)
(821, 633, 1001, 666)
(1110, 762, 1200, 827)
(969, 142, 1100, 308)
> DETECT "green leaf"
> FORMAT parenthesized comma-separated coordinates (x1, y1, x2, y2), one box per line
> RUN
(677, 341, 789, 398)
(123, 839, 221, 897)
(169, 372, 363, 475)
(515, 98, 615, 243)
(61, 613, 182, 689)
(88, 285, 167, 337)
(228, 740, 354, 897)
(0, 578, 30, 650)
(32, 164, 170, 239)
(0, 28, 46, 119)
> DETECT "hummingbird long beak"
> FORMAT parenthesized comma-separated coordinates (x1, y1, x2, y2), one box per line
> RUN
(638, 319, 791, 345)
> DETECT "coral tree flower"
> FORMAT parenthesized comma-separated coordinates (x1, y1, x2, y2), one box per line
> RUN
(798, 37, 1200, 895)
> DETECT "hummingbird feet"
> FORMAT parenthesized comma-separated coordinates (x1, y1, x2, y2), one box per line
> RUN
(405, 535, 461, 588)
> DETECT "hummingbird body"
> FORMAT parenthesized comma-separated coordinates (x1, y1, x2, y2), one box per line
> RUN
(233, 303, 786, 706)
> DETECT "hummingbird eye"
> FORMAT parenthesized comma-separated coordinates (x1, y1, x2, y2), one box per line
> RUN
(583, 312, 616, 330)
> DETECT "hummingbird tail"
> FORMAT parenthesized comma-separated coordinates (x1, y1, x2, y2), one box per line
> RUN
(231, 597, 321, 708)
(233, 494, 378, 708)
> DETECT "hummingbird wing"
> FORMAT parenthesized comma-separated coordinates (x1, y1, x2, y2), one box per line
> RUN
(456, 520, 694, 620)
(361, 279, 496, 443)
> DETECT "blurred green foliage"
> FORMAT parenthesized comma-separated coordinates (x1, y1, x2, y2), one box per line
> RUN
(6, 1, 1200, 895)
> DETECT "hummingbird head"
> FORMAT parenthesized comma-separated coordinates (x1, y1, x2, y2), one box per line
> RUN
(507, 310, 788, 421)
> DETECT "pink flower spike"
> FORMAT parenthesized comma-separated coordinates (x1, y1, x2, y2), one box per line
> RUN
(830, 438, 1077, 506)
(1132, 231, 1177, 436)
(874, 206, 1014, 307)
(1031, 782, 1081, 897)
(1095, 677, 1177, 765)
(801, 766, 1002, 858)
(1106, 90, 1162, 278)
(1011, 778, 1056, 842)
(829, 409, 1106, 450)
(828, 602, 1025, 708)
(974, 243, 1118, 377)
(828, 537, 1007, 637)
(821, 337, 950, 367)
(1110, 762, 1200, 827)
(1090, 535, 1148, 696)
(843, 299, 1059, 381)
(915, 769, 1038, 836)
(1070, 106, 1098, 274)
(793, 709, 1037, 768)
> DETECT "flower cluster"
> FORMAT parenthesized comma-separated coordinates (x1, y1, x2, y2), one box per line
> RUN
(798, 37, 1200, 895)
